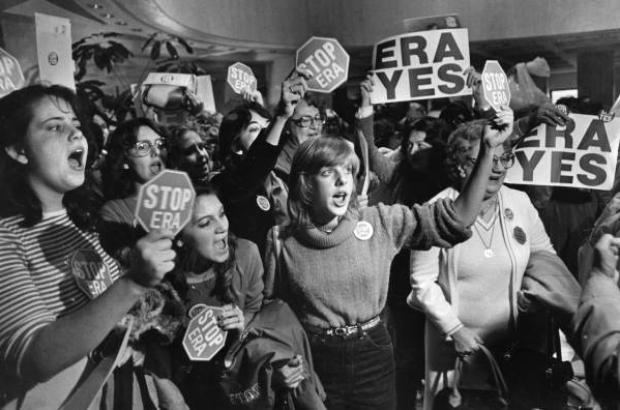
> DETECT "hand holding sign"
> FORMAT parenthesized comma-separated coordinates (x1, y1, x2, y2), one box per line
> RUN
(217, 304, 245, 331)
(360, 73, 374, 108)
(278, 69, 310, 118)
(483, 107, 514, 149)
(127, 230, 176, 288)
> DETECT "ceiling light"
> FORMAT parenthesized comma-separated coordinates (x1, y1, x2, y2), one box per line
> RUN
(116, 21, 128, 26)
(101, 13, 114, 19)
(89, 3, 103, 9)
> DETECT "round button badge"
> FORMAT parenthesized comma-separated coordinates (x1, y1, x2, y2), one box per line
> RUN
(353, 221, 374, 240)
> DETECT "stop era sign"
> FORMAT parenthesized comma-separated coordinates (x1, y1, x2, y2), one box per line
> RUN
(183, 305, 228, 361)
(227, 62, 257, 94)
(481, 60, 510, 113)
(135, 170, 196, 236)
(296, 37, 349, 93)
(0, 47, 25, 97)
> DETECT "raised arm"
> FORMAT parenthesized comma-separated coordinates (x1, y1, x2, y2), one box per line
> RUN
(356, 74, 399, 183)
(453, 108, 514, 226)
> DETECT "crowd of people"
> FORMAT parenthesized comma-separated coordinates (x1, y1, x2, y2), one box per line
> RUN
(1, 59, 620, 410)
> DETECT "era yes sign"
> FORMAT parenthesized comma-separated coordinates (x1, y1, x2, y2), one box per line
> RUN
(135, 170, 196, 236)
(481, 60, 510, 113)
(183, 305, 228, 361)
(296, 37, 349, 93)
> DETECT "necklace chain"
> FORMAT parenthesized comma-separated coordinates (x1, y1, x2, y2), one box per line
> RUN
(473, 220, 496, 250)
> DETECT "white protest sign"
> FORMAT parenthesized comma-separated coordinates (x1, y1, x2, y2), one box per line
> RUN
(505, 114, 620, 190)
(35, 13, 75, 90)
(0, 47, 25, 97)
(370, 28, 471, 104)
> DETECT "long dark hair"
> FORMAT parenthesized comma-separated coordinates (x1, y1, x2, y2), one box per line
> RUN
(219, 101, 271, 163)
(0, 84, 100, 229)
(169, 183, 238, 304)
(100, 117, 166, 200)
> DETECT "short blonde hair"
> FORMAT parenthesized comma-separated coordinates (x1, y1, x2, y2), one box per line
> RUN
(287, 136, 360, 232)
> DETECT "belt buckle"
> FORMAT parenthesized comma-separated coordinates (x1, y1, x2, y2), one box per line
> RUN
(334, 327, 348, 337)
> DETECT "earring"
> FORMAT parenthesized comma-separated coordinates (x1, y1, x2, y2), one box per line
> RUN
(175, 239, 184, 248)
(122, 163, 130, 170)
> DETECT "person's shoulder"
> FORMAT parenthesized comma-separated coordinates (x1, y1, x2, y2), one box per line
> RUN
(0, 214, 23, 237)
(235, 237, 260, 257)
(500, 185, 531, 204)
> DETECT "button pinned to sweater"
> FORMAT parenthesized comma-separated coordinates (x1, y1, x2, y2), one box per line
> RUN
(513, 226, 527, 244)
(353, 221, 374, 240)
(256, 195, 271, 211)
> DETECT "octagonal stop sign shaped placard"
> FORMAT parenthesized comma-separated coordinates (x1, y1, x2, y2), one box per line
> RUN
(296, 37, 349, 93)
(227, 62, 257, 94)
(0, 47, 25, 98)
(183, 305, 228, 361)
(481, 60, 511, 113)
(135, 170, 196, 236)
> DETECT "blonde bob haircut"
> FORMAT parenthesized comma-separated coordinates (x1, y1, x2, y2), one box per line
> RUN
(287, 136, 360, 232)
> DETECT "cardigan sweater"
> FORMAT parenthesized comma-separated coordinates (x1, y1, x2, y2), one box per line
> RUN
(264, 199, 471, 329)
(408, 185, 558, 409)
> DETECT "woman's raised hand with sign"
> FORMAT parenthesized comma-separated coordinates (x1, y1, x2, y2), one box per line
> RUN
(127, 230, 176, 288)
(483, 106, 514, 149)
(278, 69, 311, 118)
(241, 87, 264, 107)
(360, 73, 374, 108)
(464, 66, 490, 112)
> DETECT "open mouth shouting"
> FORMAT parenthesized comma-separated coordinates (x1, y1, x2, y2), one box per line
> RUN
(68, 146, 87, 171)
(332, 191, 349, 208)
(149, 159, 164, 176)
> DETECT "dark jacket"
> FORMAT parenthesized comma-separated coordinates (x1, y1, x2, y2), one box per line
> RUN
(220, 299, 326, 410)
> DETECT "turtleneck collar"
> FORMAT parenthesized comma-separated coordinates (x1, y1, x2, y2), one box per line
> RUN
(294, 214, 357, 249)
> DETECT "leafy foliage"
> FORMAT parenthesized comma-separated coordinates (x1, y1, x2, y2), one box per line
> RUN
(72, 32, 133, 81)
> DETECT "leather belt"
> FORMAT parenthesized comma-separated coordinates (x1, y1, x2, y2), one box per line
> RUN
(307, 316, 381, 338)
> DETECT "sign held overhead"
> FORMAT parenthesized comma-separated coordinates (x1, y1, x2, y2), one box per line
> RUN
(369, 28, 471, 104)
(296, 37, 350, 93)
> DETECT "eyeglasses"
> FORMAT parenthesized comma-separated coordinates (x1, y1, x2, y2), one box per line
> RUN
(127, 138, 168, 157)
(292, 116, 325, 128)
(465, 152, 515, 169)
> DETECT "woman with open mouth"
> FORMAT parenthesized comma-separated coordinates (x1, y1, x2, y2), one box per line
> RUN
(166, 183, 311, 408)
(98, 118, 169, 267)
(264, 108, 514, 410)
(0, 85, 175, 408)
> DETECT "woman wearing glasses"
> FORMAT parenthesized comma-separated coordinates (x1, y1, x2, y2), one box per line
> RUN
(408, 119, 564, 409)
(99, 118, 169, 265)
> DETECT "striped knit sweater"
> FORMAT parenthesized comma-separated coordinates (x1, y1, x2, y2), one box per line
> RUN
(0, 209, 120, 384)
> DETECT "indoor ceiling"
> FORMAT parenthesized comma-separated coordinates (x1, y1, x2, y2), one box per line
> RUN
(2, 0, 620, 83)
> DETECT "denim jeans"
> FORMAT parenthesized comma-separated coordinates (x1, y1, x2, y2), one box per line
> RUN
(309, 321, 396, 410)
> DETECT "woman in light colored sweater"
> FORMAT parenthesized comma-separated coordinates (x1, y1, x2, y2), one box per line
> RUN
(264, 109, 513, 410)
(408, 119, 574, 409)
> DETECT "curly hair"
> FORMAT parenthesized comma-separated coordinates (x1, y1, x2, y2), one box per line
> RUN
(287, 136, 360, 233)
(169, 183, 238, 305)
(0, 84, 101, 229)
(100, 117, 167, 200)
